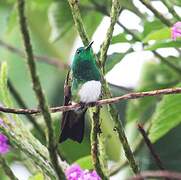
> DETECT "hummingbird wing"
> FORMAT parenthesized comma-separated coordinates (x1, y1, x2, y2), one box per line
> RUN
(59, 70, 86, 143)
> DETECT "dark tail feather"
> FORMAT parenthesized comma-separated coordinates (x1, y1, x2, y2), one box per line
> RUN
(59, 110, 86, 143)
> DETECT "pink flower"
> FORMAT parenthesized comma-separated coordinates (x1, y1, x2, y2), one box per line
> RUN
(66, 164, 101, 180)
(66, 164, 83, 180)
(171, 21, 181, 40)
(0, 133, 10, 154)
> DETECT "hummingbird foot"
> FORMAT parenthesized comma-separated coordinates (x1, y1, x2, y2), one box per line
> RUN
(79, 101, 97, 108)
(79, 102, 86, 109)
(88, 102, 97, 107)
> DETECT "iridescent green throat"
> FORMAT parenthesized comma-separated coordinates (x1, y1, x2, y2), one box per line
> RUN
(71, 47, 101, 82)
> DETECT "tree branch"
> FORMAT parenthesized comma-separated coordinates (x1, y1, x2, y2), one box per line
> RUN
(138, 0, 172, 26)
(129, 170, 181, 180)
(137, 124, 166, 170)
(0, 39, 68, 70)
(0, 87, 180, 114)
(17, 0, 65, 179)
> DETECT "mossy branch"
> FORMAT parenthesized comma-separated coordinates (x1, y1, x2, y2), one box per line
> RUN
(91, 107, 108, 180)
(17, 0, 66, 179)
(0, 156, 19, 180)
(68, 0, 89, 45)
(99, 0, 120, 68)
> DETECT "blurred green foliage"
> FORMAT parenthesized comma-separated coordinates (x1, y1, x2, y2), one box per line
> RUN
(0, 0, 181, 179)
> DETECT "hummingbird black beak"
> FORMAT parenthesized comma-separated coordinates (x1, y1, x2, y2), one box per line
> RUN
(85, 41, 94, 50)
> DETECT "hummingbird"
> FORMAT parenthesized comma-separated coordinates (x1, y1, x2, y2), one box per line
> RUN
(59, 41, 102, 143)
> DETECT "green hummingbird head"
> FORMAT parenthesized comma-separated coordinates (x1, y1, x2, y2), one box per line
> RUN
(71, 41, 101, 82)
(73, 41, 94, 61)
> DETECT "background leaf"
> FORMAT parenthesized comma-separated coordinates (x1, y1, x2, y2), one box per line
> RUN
(48, 1, 72, 42)
(145, 40, 181, 50)
(143, 27, 171, 43)
(111, 33, 130, 44)
(75, 155, 93, 170)
(149, 83, 181, 143)
(29, 172, 44, 180)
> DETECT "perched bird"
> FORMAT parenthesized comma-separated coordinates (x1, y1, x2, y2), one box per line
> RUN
(59, 41, 101, 143)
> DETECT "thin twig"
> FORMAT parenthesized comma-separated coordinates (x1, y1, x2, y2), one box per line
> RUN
(0, 87, 180, 114)
(138, 0, 172, 26)
(0, 39, 68, 69)
(7, 80, 46, 140)
(109, 121, 152, 176)
(129, 170, 181, 180)
(0, 156, 19, 180)
(162, 0, 180, 21)
(153, 51, 181, 75)
(17, 0, 65, 179)
(137, 124, 165, 170)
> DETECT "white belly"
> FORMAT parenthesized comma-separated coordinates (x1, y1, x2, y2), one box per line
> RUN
(78, 80, 101, 103)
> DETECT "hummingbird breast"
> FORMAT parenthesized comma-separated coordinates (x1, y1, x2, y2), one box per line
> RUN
(78, 80, 101, 103)
(72, 59, 101, 81)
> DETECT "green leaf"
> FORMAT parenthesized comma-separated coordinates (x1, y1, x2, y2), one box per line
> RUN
(145, 40, 181, 50)
(142, 19, 165, 38)
(84, 11, 102, 37)
(169, 0, 181, 6)
(111, 33, 129, 44)
(105, 49, 133, 73)
(143, 27, 171, 43)
(5, 5, 17, 34)
(105, 53, 125, 73)
(75, 155, 93, 170)
(48, 1, 72, 42)
(29, 172, 44, 180)
(48, 1, 102, 42)
(149, 83, 181, 143)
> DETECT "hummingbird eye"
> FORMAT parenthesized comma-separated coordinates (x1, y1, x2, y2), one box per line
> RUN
(76, 50, 81, 54)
